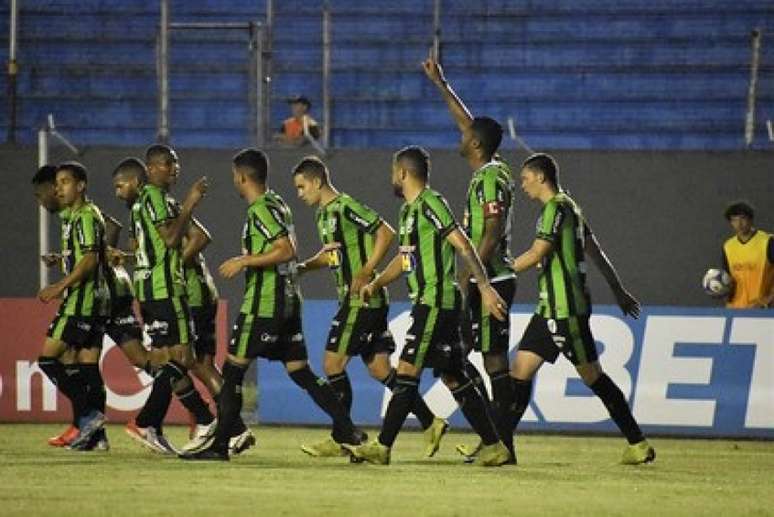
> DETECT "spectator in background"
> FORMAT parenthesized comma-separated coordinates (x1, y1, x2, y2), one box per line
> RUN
(722, 201, 774, 308)
(275, 95, 321, 147)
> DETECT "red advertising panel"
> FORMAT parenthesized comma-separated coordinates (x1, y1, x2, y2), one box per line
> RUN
(0, 298, 227, 424)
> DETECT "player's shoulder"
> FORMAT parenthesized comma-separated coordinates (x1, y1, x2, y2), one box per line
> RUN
(477, 160, 512, 179)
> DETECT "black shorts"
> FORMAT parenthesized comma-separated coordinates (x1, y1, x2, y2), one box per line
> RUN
(518, 313, 598, 366)
(191, 303, 217, 358)
(106, 297, 143, 346)
(139, 297, 194, 348)
(400, 304, 466, 374)
(229, 310, 308, 363)
(47, 311, 105, 350)
(466, 278, 515, 354)
(326, 303, 396, 359)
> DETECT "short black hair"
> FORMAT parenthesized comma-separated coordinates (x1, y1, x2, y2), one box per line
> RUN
(32, 165, 57, 185)
(113, 157, 148, 181)
(522, 153, 560, 188)
(394, 145, 430, 182)
(233, 148, 269, 184)
(292, 155, 329, 186)
(145, 144, 177, 164)
(471, 116, 503, 159)
(56, 161, 88, 184)
(724, 201, 755, 221)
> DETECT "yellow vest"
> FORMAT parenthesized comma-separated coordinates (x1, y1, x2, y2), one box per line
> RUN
(723, 230, 774, 308)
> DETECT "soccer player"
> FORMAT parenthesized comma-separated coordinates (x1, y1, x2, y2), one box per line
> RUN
(423, 56, 517, 462)
(292, 156, 448, 458)
(721, 201, 774, 308)
(122, 147, 216, 454)
(183, 148, 363, 461)
(33, 165, 92, 448)
(507, 153, 655, 465)
(344, 146, 511, 466)
(37, 162, 110, 450)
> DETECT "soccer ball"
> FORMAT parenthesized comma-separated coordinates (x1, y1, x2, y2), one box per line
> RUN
(702, 268, 732, 297)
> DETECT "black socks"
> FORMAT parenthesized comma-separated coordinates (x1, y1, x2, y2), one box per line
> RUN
(590, 374, 645, 445)
(378, 375, 419, 447)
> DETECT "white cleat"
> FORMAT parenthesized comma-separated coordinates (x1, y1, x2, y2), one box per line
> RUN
(229, 429, 257, 456)
(180, 419, 218, 454)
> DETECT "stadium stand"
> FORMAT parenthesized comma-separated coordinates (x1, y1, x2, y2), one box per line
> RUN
(0, 0, 771, 149)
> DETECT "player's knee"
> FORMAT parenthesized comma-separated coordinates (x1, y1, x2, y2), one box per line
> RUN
(483, 351, 508, 375)
(365, 354, 392, 380)
(323, 352, 347, 376)
(395, 360, 419, 378)
(576, 361, 602, 386)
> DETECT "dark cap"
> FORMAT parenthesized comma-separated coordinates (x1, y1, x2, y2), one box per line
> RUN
(287, 95, 311, 108)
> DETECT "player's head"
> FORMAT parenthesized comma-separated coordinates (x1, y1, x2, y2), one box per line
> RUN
(112, 157, 147, 207)
(520, 153, 560, 200)
(460, 116, 503, 161)
(392, 145, 430, 198)
(31, 165, 60, 213)
(145, 143, 180, 189)
(292, 155, 330, 207)
(232, 148, 269, 197)
(54, 161, 88, 208)
(724, 201, 755, 236)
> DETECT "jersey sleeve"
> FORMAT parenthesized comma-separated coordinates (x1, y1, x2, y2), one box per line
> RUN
(342, 197, 381, 234)
(74, 211, 99, 252)
(251, 204, 289, 242)
(536, 199, 563, 243)
(143, 188, 174, 225)
(478, 169, 509, 219)
(423, 193, 458, 238)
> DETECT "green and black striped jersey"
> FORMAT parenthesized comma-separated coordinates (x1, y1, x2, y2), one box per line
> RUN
(535, 192, 592, 319)
(463, 160, 515, 281)
(240, 190, 300, 317)
(315, 193, 387, 308)
(59, 201, 110, 317)
(185, 256, 218, 309)
(130, 184, 186, 302)
(398, 188, 460, 309)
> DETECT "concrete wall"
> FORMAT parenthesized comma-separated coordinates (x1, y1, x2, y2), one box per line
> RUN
(1, 144, 771, 309)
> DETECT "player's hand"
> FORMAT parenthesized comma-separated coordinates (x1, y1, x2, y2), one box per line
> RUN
(350, 269, 372, 300)
(422, 54, 446, 85)
(38, 282, 64, 303)
(219, 256, 245, 279)
(360, 281, 377, 306)
(615, 287, 641, 319)
(479, 283, 508, 321)
(106, 247, 130, 267)
(184, 176, 209, 208)
(41, 253, 61, 268)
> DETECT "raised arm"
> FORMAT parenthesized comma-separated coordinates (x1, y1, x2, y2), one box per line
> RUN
(422, 54, 473, 133)
(157, 177, 208, 249)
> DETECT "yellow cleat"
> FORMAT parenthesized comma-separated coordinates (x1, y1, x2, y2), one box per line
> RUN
(456, 439, 483, 463)
(621, 440, 656, 465)
(476, 441, 511, 467)
(300, 436, 347, 458)
(423, 418, 449, 458)
(342, 439, 391, 465)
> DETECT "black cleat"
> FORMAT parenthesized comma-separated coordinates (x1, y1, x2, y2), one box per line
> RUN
(179, 445, 229, 461)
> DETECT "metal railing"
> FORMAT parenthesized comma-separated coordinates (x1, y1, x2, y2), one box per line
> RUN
(156, 0, 269, 146)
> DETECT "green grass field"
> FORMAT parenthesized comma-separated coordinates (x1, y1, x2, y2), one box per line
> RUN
(1, 424, 772, 516)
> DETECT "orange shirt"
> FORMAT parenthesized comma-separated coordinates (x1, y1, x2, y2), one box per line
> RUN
(282, 116, 319, 140)
(723, 230, 774, 308)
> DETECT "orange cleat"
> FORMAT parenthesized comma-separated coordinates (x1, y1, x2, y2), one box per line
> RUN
(48, 424, 79, 447)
